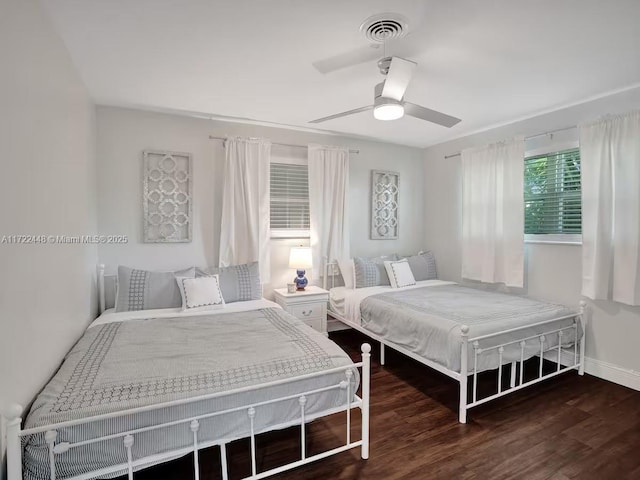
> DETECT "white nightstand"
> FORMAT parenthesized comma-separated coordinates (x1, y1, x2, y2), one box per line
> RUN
(273, 286, 329, 335)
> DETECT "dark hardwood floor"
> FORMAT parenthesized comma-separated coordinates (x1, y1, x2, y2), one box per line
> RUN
(125, 330, 640, 480)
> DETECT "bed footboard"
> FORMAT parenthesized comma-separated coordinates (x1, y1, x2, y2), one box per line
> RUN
(458, 300, 587, 423)
(5, 344, 371, 480)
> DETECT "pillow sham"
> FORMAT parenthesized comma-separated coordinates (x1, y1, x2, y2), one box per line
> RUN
(196, 261, 261, 303)
(384, 259, 416, 288)
(354, 254, 398, 288)
(338, 258, 356, 289)
(406, 251, 438, 281)
(176, 275, 224, 310)
(115, 266, 195, 312)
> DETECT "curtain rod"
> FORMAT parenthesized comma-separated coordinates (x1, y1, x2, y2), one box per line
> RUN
(443, 125, 577, 159)
(209, 135, 359, 154)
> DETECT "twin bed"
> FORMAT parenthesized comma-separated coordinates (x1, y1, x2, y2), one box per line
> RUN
(325, 261, 586, 424)
(5, 266, 371, 480)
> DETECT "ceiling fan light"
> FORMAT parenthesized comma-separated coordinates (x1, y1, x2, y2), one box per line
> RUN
(373, 103, 404, 121)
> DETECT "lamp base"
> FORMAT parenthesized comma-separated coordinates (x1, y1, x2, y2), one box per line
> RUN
(294, 269, 308, 291)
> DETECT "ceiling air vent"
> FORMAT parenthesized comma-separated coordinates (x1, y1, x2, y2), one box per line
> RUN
(360, 13, 409, 43)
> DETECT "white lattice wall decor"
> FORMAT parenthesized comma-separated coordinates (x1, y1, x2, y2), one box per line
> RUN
(371, 170, 399, 240)
(143, 150, 192, 243)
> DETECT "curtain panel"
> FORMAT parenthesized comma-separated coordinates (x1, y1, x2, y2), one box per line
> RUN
(308, 144, 350, 280)
(461, 137, 525, 288)
(580, 111, 640, 305)
(219, 137, 271, 282)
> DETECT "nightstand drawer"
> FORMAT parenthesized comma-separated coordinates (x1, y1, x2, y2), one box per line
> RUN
(303, 317, 323, 332)
(288, 303, 324, 320)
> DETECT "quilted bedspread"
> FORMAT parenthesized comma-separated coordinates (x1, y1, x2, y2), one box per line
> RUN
(23, 307, 358, 480)
(361, 284, 579, 373)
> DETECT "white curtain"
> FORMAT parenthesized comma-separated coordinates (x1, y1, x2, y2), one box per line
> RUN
(461, 137, 525, 287)
(308, 144, 350, 280)
(219, 137, 271, 282)
(580, 111, 640, 305)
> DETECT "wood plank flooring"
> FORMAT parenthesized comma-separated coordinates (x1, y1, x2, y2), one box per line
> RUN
(123, 330, 640, 480)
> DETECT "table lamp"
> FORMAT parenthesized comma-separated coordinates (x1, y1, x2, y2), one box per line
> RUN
(289, 247, 312, 291)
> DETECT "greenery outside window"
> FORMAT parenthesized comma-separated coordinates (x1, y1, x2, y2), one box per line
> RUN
(524, 147, 581, 243)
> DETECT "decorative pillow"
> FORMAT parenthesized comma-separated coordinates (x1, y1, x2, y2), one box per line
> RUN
(115, 266, 195, 312)
(406, 251, 438, 281)
(338, 258, 356, 289)
(176, 275, 224, 310)
(354, 254, 398, 288)
(196, 261, 261, 303)
(384, 260, 417, 288)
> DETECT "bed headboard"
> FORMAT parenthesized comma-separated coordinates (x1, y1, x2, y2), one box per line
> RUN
(323, 258, 342, 290)
(98, 264, 117, 314)
(321, 251, 430, 291)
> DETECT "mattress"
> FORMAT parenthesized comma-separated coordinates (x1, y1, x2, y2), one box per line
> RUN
(331, 280, 456, 326)
(331, 282, 580, 374)
(23, 302, 359, 480)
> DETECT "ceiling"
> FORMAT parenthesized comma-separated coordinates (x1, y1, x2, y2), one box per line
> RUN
(42, 0, 640, 148)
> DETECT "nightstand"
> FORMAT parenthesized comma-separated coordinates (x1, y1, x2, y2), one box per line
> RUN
(273, 286, 329, 335)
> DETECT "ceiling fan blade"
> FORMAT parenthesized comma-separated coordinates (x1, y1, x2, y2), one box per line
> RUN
(309, 105, 373, 124)
(312, 45, 381, 74)
(404, 102, 462, 128)
(381, 57, 416, 101)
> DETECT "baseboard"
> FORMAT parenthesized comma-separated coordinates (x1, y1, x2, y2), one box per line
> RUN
(584, 357, 640, 391)
(544, 349, 640, 391)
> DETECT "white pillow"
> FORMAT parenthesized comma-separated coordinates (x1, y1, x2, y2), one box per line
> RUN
(384, 260, 416, 288)
(338, 258, 356, 289)
(176, 275, 225, 311)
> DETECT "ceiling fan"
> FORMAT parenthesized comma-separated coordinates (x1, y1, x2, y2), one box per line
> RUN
(309, 55, 462, 128)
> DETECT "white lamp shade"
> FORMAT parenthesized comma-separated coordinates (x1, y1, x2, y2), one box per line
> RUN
(289, 247, 312, 269)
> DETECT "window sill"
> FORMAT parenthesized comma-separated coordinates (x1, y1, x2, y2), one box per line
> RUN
(271, 229, 310, 239)
(525, 234, 582, 246)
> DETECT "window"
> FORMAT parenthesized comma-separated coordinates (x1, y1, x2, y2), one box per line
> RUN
(270, 162, 310, 237)
(524, 148, 581, 238)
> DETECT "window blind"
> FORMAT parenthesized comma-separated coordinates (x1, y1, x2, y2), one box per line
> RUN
(524, 148, 581, 234)
(270, 162, 310, 231)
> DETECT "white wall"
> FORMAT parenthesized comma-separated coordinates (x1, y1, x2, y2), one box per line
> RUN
(96, 106, 425, 296)
(0, 0, 98, 471)
(423, 86, 640, 387)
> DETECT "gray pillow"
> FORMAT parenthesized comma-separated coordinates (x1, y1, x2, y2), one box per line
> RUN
(354, 255, 399, 288)
(406, 251, 438, 281)
(115, 266, 195, 312)
(196, 261, 261, 303)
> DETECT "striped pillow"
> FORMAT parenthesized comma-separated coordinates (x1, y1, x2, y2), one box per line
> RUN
(354, 254, 399, 288)
(115, 266, 195, 312)
(406, 251, 438, 281)
(196, 262, 261, 303)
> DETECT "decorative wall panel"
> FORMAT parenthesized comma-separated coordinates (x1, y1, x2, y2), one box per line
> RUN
(371, 170, 399, 240)
(143, 150, 192, 243)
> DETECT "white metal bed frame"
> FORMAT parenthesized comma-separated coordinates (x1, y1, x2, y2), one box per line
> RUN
(323, 260, 586, 424)
(4, 265, 371, 480)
